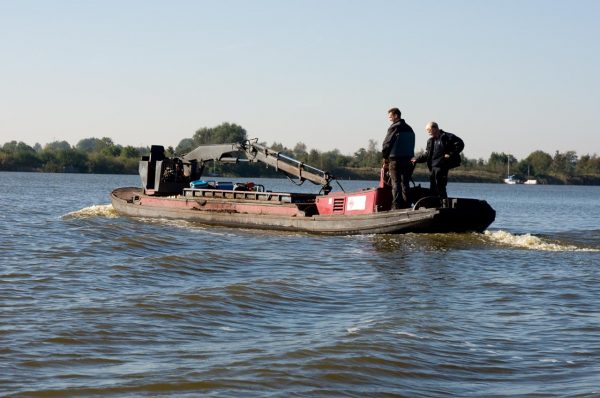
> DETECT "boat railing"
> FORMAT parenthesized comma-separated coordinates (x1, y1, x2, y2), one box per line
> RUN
(183, 188, 318, 204)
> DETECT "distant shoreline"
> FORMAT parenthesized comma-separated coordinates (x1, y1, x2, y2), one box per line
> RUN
(331, 167, 600, 186)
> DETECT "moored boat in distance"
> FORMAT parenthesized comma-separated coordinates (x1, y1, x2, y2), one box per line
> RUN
(504, 156, 523, 184)
(504, 175, 523, 184)
(111, 139, 495, 235)
(523, 165, 537, 184)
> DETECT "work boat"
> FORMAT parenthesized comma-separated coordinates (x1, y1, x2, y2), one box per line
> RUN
(111, 139, 495, 235)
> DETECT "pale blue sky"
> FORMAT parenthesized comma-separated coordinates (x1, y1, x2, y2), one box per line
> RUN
(1, 0, 598, 159)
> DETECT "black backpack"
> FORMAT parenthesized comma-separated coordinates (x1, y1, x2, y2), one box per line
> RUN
(443, 132, 465, 169)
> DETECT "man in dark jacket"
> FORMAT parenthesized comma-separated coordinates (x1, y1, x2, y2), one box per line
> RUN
(412, 121, 464, 200)
(382, 108, 415, 209)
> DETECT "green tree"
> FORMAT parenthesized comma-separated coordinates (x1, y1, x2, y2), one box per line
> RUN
(488, 152, 516, 174)
(269, 142, 287, 153)
(44, 141, 72, 152)
(192, 122, 247, 145)
(349, 140, 380, 168)
(460, 153, 474, 169)
(121, 145, 142, 159)
(523, 150, 552, 175)
(576, 154, 600, 175)
(319, 149, 351, 171)
(76, 138, 103, 152)
(75, 137, 121, 156)
(551, 150, 577, 176)
(305, 149, 320, 169)
(293, 142, 308, 162)
(175, 138, 195, 154)
(365, 139, 381, 168)
(352, 147, 367, 167)
(0, 141, 42, 170)
(86, 153, 126, 174)
(2, 141, 21, 153)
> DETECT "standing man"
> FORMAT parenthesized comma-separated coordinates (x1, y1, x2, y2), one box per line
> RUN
(382, 107, 415, 209)
(412, 121, 464, 200)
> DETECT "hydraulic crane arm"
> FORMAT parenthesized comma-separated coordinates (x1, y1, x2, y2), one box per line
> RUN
(182, 143, 241, 164)
(141, 139, 336, 195)
(237, 140, 334, 190)
(181, 139, 334, 192)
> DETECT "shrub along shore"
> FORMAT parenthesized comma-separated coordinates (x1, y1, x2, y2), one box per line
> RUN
(2, 123, 599, 185)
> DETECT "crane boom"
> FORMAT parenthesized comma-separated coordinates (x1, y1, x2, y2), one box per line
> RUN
(140, 139, 335, 195)
(237, 140, 333, 189)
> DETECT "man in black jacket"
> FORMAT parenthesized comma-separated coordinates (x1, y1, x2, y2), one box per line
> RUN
(382, 108, 415, 209)
(412, 121, 464, 200)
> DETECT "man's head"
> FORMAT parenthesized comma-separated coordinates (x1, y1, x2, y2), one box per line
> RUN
(425, 121, 440, 138)
(388, 108, 401, 123)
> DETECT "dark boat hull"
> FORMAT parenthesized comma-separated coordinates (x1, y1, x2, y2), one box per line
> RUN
(111, 187, 495, 235)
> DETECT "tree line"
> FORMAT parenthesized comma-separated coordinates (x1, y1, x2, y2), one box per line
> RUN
(1, 122, 599, 184)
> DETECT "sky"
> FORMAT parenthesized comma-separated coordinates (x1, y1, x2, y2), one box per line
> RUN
(1, 0, 599, 160)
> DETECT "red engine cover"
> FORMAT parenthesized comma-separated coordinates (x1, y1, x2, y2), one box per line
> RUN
(315, 188, 390, 215)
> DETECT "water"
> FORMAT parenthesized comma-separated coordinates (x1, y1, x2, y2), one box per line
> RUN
(1, 172, 599, 397)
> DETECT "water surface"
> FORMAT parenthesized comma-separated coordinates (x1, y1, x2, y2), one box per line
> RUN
(1, 172, 599, 397)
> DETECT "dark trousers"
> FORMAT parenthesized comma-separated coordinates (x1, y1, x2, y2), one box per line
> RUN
(389, 157, 413, 209)
(430, 167, 449, 198)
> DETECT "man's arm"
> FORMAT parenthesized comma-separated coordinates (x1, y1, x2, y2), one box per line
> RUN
(412, 139, 430, 163)
(381, 129, 396, 160)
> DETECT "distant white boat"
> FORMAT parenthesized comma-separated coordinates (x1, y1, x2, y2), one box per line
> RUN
(503, 158, 522, 184)
(523, 165, 537, 184)
(504, 175, 522, 184)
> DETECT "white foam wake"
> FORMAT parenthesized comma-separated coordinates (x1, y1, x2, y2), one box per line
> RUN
(63, 204, 119, 219)
(484, 230, 599, 252)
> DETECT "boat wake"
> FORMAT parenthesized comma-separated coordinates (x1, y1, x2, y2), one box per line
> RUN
(484, 230, 599, 252)
(63, 204, 119, 219)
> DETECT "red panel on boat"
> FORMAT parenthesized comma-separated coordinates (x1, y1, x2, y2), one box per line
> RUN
(316, 188, 382, 215)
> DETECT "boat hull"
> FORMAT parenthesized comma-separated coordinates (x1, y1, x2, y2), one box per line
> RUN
(111, 187, 495, 235)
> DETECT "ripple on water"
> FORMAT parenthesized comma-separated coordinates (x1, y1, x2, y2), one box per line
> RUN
(3, 174, 600, 397)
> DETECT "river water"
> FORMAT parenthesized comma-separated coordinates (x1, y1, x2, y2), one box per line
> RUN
(1, 171, 599, 397)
